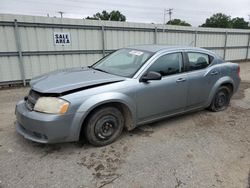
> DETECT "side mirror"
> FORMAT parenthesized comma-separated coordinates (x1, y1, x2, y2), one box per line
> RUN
(140, 71, 162, 82)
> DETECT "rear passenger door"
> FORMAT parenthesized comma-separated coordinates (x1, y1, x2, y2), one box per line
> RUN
(185, 51, 220, 108)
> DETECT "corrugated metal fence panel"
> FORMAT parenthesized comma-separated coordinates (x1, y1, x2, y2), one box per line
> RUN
(158, 32, 195, 46)
(105, 30, 154, 50)
(210, 49, 224, 58)
(0, 54, 102, 82)
(196, 33, 225, 47)
(227, 34, 249, 47)
(0, 56, 21, 82)
(225, 48, 247, 61)
(0, 14, 250, 84)
(23, 54, 102, 79)
(156, 24, 195, 46)
(18, 27, 103, 52)
(0, 26, 17, 52)
(105, 21, 155, 49)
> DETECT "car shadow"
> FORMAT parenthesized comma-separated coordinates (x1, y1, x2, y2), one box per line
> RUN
(18, 108, 212, 153)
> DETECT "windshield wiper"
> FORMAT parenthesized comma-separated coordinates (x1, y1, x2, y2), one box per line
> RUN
(88, 66, 109, 74)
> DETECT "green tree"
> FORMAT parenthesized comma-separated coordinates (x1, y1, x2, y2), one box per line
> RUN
(86, 10, 126, 21)
(167, 19, 191, 26)
(231, 17, 249, 29)
(109, 11, 126, 21)
(200, 13, 232, 28)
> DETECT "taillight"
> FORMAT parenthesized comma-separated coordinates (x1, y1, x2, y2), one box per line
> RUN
(237, 66, 240, 78)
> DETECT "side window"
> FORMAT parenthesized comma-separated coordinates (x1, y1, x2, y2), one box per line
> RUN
(187, 52, 210, 71)
(147, 53, 183, 76)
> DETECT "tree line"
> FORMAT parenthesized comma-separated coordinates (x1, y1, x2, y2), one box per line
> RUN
(85, 11, 249, 29)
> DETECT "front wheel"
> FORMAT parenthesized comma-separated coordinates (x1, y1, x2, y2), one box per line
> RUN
(208, 86, 232, 112)
(84, 106, 124, 146)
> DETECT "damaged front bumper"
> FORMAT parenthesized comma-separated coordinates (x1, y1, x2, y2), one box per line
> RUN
(15, 100, 76, 143)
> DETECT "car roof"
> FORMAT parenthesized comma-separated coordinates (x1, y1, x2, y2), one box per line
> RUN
(126, 45, 217, 57)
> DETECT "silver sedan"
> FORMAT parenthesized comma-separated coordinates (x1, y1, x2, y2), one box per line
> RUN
(15, 45, 241, 146)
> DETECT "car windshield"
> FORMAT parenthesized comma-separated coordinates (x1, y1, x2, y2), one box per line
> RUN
(91, 48, 153, 77)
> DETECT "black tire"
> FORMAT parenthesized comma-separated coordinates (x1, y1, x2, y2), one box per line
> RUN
(84, 106, 124, 146)
(208, 86, 232, 112)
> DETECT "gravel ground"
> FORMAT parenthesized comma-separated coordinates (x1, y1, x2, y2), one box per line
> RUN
(0, 62, 250, 188)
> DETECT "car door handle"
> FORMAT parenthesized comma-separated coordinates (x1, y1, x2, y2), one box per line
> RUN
(176, 78, 186, 83)
(210, 71, 219, 75)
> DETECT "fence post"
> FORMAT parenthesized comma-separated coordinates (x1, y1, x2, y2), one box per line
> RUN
(101, 25, 106, 57)
(154, 27, 157, 44)
(223, 32, 228, 60)
(14, 19, 26, 86)
(194, 30, 197, 47)
(246, 33, 250, 60)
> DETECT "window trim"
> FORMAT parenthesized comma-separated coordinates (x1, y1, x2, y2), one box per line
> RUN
(184, 51, 213, 72)
(142, 52, 185, 78)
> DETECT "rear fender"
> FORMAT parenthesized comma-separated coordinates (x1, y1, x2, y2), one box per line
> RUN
(206, 76, 235, 107)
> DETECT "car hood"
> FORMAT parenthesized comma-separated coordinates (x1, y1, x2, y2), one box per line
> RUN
(30, 67, 125, 93)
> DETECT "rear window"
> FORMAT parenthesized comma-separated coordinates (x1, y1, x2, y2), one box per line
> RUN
(187, 52, 210, 71)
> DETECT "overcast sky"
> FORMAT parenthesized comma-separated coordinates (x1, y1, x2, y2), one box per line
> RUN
(0, 0, 249, 26)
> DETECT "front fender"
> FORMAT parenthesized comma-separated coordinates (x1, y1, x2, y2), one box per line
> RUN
(73, 92, 136, 138)
(77, 92, 135, 113)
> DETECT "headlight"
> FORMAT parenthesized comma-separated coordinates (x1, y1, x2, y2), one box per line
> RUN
(34, 97, 69, 114)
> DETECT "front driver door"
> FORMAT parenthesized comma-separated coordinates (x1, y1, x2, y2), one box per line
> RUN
(136, 52, 188, 123)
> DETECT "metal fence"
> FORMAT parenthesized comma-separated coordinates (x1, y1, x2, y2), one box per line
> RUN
(0, 14, 250, 86)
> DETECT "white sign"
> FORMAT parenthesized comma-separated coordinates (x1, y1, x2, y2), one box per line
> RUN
(54, 32, 71, 45)
(129, 50, 144, 56)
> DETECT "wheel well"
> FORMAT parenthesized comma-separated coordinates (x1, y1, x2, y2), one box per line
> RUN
(79, 102, 134, 141)
(221, 82, 234, 93)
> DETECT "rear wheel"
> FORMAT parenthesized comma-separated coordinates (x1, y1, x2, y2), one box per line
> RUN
(84, 107, 124, 146)
(208, 86, 232, 112)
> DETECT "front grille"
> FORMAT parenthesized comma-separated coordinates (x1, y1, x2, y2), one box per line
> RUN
(25, 90, 41, 110)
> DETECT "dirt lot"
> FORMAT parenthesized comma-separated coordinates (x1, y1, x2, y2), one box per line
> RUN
(0, 62, 250, 188)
